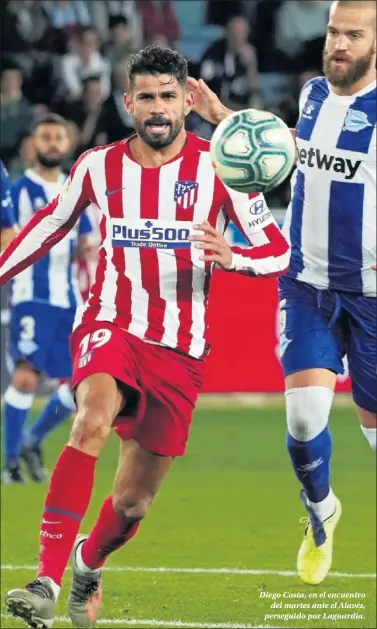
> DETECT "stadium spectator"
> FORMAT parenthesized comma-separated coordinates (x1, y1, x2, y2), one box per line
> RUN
(65, 77, 104, 156)
(205, 0, 245, 26)
(0, 67, 34, 164)
(42, 0, 91, 34)
(94, 63, 135, 144)
(60, 26, 111, 101)
(7, 135, 36, 180)
(274, 0, 331, 72)
(85, 0, 143, 49)
(105, 15, 135, 67)
(199, 15, 259, 110)
(4, 1, 52, 52)
(138, 0, 180, 48)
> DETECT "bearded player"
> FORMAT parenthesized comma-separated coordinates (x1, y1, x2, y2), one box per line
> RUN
(189, 0, 376, 587)
(2, 114, 94, 486)
(1, 46, 290, 628)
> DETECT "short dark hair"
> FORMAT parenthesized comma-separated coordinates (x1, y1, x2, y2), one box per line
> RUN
(109, 15, 129, 29)
(127, 45, 188, 88)
(32, 113, 67, 132)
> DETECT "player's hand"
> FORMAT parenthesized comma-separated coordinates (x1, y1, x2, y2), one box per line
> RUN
(187, 77, 232, 125)
(372, 264, 376, 271)
(189, 221, 233, 270)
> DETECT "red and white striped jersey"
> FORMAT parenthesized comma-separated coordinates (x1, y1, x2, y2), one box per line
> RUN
(0, 132, 290, 359)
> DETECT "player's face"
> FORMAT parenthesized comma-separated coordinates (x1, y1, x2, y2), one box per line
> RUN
(323, 3, 376, 88)
(124, 73, 193, 149)
(33, 124, 70, 169)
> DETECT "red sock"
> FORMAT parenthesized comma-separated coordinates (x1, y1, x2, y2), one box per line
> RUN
(81, 495, 140, 570)
(38, 445, 97, 585)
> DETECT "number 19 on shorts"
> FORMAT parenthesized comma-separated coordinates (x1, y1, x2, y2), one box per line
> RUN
(78, 328, 112, 368)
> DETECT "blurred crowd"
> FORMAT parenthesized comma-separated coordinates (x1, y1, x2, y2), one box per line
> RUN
(1, 0, 331, 206)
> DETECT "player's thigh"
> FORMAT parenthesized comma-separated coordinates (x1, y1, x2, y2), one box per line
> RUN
(285, 368, 337, 390)
(345, 296, 377, 417)
(70, 321, 141, 398)
(8, 302, 58, 374)
(134, 342, 204, 457)
(112, 439, 174, 519)
(278, 277, 344, 388)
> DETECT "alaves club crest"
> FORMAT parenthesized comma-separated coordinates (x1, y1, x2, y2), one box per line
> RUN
(174, 181, 199, 209)
(343, 109, 372, 133)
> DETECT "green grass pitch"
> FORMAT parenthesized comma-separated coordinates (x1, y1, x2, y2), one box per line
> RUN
(1, 401, 376, 628)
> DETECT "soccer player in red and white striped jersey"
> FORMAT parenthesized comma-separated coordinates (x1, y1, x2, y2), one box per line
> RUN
(3, 45, 290, 628)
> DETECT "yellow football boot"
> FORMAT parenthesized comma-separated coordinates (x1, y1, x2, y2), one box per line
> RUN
(297, 489, 342, 585)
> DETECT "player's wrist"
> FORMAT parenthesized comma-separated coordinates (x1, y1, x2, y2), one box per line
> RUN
(214, 105, 233, 125)
(229, 250, 257, 275)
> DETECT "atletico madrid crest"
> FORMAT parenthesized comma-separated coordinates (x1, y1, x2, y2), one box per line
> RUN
(174, 180, 199, 209)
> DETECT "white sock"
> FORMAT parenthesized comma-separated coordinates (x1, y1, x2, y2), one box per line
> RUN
(40, 577, 60, 601)
(361, 426, 376, 452)
(76, 540, 100, 574)
(308, 487, 337, 521)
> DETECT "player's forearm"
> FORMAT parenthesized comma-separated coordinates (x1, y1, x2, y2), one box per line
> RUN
(0, 198, 75, 284)
(230, 224, 290, 277)
(214, 105, 234, 124)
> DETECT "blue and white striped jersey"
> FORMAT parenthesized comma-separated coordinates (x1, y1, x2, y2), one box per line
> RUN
(1, 160, 16, 229)
(9, 168, 92, 308)
(283, 77, 376, 296)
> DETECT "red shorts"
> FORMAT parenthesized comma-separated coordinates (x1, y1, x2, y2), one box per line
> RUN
(70, 322, 205, 456)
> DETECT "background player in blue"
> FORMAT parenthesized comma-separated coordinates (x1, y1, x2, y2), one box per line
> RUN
(1, 160, 18, 250)
(178, 0, 376, 588)
(2, 114, 93, 484)
(278, 0, 376, 585)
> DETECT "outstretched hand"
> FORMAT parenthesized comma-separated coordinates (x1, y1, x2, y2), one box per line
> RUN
(187, 77, 232, 125)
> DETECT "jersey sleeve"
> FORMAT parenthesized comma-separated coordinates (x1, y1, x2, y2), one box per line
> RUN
(1, 161, 17, 229)
(0, 150, 94, 285)
(223, 187, 290, 277)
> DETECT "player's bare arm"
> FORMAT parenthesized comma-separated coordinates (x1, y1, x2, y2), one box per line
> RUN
(188, 76, 297, 139)
(187, 77, 233, 124)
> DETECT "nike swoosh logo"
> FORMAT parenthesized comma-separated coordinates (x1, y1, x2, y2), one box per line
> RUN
(42, 519, 61, 525)
(105, 187, 126, 197)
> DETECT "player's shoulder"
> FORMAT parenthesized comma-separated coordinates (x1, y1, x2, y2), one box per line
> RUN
(185, 131, 211, 153)
(73, 140, 124, 170)
(300, 76, 329, 101)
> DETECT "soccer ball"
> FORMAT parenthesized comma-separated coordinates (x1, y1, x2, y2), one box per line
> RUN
(210, 109, 296, 194)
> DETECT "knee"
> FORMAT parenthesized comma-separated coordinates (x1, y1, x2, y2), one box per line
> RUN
(11, 364, 38, 393)
(285, 386, 334, 441)
(112, 491, 153, 523)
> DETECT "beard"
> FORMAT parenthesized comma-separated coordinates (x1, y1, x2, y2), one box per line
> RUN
(36, 151, 64, 169)
(134, 114, 184, 149)
(323, 45, 375, 88)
